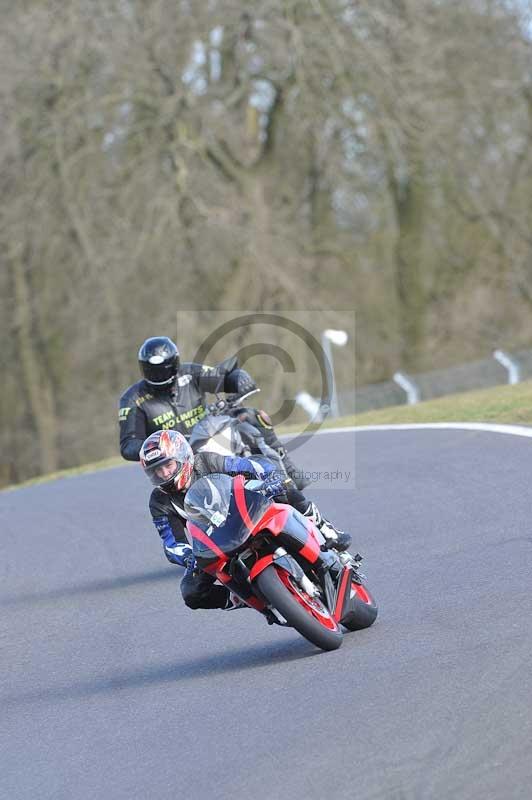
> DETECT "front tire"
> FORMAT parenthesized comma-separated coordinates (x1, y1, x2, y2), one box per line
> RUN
(255, 565, 343, 651)
(341, 580, 378, 631)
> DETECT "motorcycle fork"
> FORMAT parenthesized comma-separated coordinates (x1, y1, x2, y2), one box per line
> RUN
(309, 556, 353, 621)
(235, 529, 331, 611)
(269, 523, 339, 609)
(321, 570, 337, 612)
(287, 557, 350, 621)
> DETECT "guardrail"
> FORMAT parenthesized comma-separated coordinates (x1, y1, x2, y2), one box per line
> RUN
(333, 347, 532, 416)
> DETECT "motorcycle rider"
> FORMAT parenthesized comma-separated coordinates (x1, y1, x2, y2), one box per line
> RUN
(140, 429, 352, 611)
(119, 336, 308, 489)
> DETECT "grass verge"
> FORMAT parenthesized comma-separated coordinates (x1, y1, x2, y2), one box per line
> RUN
(1, 456, 131, 493)
(334, 379, 532, 428)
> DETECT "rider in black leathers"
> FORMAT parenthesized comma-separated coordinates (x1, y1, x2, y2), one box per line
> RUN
(119, 336, 306, 487)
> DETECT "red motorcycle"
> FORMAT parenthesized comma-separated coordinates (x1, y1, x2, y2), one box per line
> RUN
(184, 474, 378, 652)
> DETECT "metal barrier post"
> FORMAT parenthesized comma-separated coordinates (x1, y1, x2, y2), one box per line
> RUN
(321, 329, 348, 417)
(295, 391, 324, 422)
(393, 372, 420, 405)
(493, 350, 521, 385)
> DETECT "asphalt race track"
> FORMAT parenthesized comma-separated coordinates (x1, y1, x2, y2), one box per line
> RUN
(2, 427, 532, 800)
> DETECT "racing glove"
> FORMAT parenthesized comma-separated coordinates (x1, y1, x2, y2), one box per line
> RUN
(183, 553, 197, 576)
(260, 474, 286, 498)
(223, 455, 275, 479)
(153, 515, 193, 566)
(164, 542, 193, 567)
(224, 368, 257, 397)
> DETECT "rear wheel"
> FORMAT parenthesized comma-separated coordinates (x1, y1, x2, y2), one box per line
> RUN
(255, 565, 343, 651)
(341, 580, 378, 631)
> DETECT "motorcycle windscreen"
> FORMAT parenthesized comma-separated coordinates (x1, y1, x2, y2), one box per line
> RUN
(184, 473, 271, 558)
(189, 415, 234, 448)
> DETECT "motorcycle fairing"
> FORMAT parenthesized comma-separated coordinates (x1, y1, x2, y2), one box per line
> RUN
(186, 474, 272, 568)
(332, 566, 354, 623)
(232, 476, 322, 565)
(186, 474, 328, 610)
(187, 521, 227, 575)
(249, 551, 306, 583)
(189, 414, 243, 456)
(260, 506, 322, 566)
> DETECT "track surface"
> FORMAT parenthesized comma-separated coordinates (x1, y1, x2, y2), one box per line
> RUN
(2, 429, 532, 800)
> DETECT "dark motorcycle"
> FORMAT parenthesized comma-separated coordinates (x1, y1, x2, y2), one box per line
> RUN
(190, 355, 308, 486)
(184, 473, 378, 652)
(189, 387, 289, 476)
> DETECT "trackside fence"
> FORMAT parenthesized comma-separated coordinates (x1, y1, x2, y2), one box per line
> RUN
(337, 348, 532, 415)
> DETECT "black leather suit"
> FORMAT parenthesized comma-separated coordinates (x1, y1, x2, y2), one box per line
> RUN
(119, 362, 287, 464)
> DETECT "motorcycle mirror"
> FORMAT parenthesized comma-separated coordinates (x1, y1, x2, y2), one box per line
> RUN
(238, 388, 259, 403)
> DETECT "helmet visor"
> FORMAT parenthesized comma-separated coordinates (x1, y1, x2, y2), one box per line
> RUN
(141, 356, 178, 386)
(144, 456, 181, 487)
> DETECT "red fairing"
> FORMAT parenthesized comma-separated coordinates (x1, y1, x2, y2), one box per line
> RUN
(232, 593, 267, 611)
(351, 582, 374, 605)
(298, 517, 321, 564)
(250, 504, 291, 536)
(215, 565, 268, 610)
(249, 502, 321, 564)
(233, 475, 254, 530)
(333, 567, 351, 622)
(234, 475, 293, 537)
(249, 554, 275, 581)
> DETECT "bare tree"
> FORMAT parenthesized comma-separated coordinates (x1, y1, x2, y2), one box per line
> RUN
(1, 0, 532, 485)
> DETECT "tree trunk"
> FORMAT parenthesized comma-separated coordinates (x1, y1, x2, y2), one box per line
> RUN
(10, 248, 58, 475)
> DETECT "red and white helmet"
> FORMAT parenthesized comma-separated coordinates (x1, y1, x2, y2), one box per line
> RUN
(140, 430, 194, 492)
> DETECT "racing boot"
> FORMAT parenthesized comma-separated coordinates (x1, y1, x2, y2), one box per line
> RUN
(222, 592, 248, 611)
(303, 502, 352, 552)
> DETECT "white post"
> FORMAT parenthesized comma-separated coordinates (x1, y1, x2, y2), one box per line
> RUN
(321, 329, 348, 418)
(393, 372, 420, 405)
(493, 350, 520, 385)
(295, 391, 324, 422)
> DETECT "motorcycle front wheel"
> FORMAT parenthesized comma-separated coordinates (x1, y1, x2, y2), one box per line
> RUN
(340, 579, 378, 631)
(255, 565, 343, 651)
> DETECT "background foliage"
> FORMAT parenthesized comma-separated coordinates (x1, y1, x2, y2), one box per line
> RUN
(1, 0, 532, 485)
